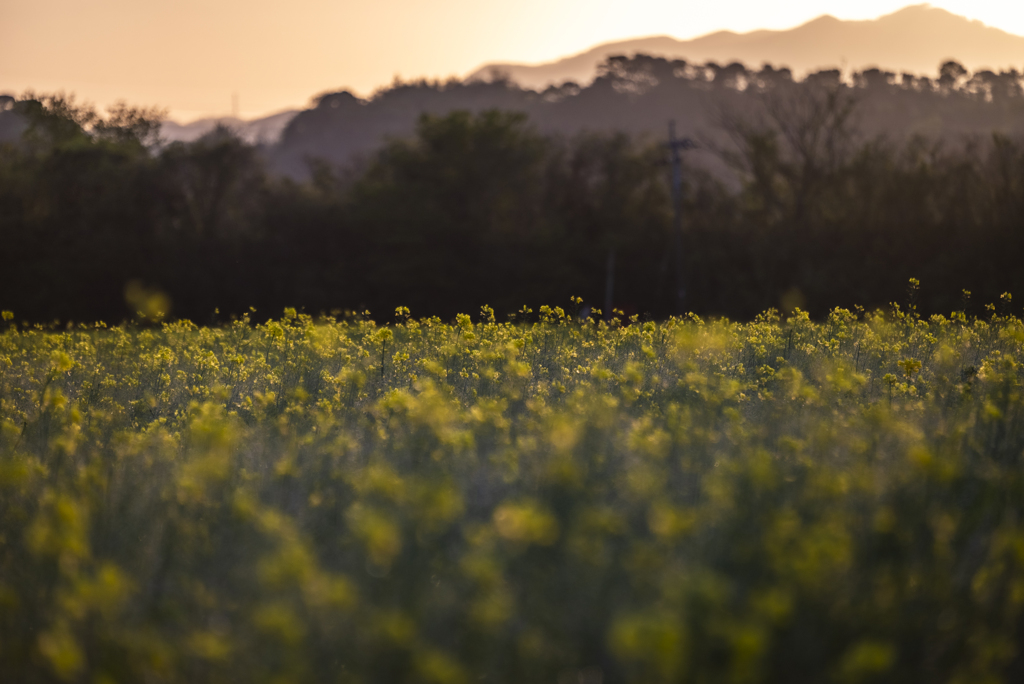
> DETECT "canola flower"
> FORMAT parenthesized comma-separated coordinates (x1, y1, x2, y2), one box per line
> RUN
(1, 298, 1024, 683)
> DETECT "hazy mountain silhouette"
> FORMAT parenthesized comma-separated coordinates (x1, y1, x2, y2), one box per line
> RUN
(468, 5, 1024, 89)
(160, 109, 299, 144)
(0, 95, 26, 142)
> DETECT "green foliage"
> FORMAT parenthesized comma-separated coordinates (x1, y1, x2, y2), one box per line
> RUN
(2, 299, 1024, 682)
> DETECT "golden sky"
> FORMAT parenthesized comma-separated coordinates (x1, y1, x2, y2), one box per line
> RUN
(1, 1, 1022, 122)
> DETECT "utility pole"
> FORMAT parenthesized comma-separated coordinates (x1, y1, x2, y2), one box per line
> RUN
(667, 121, 696, 314)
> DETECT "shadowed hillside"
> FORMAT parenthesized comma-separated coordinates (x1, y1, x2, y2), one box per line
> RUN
(269, 55, 1024, 178)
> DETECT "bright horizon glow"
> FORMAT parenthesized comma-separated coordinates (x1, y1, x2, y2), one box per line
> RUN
(1, 1, 1023, 122)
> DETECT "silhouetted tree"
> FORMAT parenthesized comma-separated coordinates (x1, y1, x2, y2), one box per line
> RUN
(939, 60, 969, 93)
(160, 126, 267, 239)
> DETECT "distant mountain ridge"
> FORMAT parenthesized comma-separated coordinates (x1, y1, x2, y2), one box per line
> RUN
(154, 4, 1024, 149)
(468, 4, 1024, 89)
(160, 109, 299, 145)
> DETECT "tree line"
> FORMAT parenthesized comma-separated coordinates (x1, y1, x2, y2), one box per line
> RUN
(1, 73, 1023, 323)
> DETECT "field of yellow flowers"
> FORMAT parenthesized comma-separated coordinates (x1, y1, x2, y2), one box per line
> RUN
(2, 295, 1024, 684)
